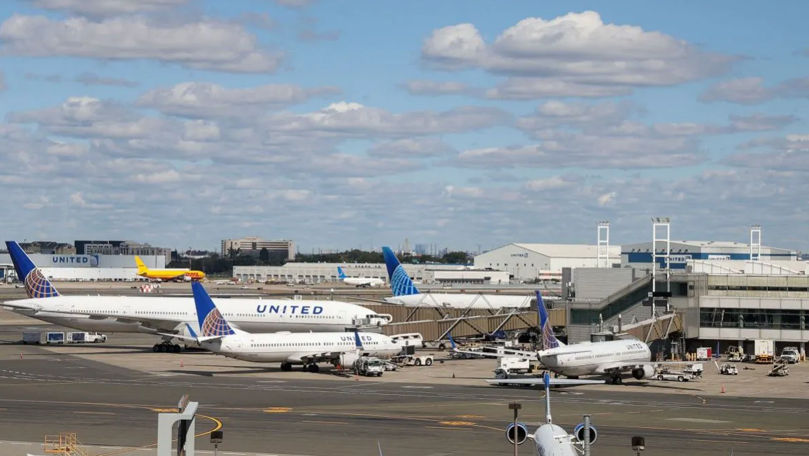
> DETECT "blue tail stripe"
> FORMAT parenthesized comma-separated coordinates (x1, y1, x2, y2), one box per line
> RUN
(5, 241, 59, 298)
(537, 290, 560, 349)
(354, 331, 363, 349)
(382, 246, 419, 296)
(191, 281, 235, 337)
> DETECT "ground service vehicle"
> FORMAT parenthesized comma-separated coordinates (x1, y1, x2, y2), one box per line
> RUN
(779, 347, 799, 364)
(768, 362, 789, 376)
(68, 332, 107, 343)
(22, 331, 41, 344)
(395, 354, 434, 366)
(354, 357, 385, 377)
(719, 363, 738, 375)
(656, 371, 693, 382)
(696, 347, 712, 360)
(495, 356, 533, 377)
(754, 339, 774, 363)
(46, 332, 65, 344)
(390, 333, 425, 348)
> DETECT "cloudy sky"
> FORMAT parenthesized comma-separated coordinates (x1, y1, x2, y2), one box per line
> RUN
(1, 1, 808, 253)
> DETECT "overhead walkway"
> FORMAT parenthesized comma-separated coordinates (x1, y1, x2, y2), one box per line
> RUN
(364, 304, 565, 341)
(569, 274, 653, 326)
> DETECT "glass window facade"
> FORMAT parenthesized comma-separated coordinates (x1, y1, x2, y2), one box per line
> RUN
(700, 308, 806, 330)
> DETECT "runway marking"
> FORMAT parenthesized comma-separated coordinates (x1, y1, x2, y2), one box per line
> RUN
(402, 386, 433, 389)
(426, 426, 475, 431)
(772, 437, 809, 443)
(738, 428, 766, 433)
(264, 407, 292, 413)
(667, 418, 729, 424)
(75, 411, 115, 415)
(301, 420, 348, 425)
(438, 421, 476, 426)
(455, 414, 484, 419)
(150, 408, 179, 413)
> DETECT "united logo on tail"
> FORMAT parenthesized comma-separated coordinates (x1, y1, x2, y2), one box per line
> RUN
(537, 290, 561, 349)
(5, 241, 60, 299)
(192, 281, 235, 337)
(382, 246, 419, 296)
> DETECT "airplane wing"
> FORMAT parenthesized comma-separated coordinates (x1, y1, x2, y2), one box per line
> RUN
(451, 348, 537, 358)
(486, 377, 605, 386)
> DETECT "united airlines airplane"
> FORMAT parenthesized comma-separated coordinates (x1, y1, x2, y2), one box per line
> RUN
(2, 241, 391, 352)
(489, 373, 602, 456)
(381, 246, 533, 309)
(174, 281, 401, 372)
(337, 266, 384, 288)
(455, 290, 687, 384)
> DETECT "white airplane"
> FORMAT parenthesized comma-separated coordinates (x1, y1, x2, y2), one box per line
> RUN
(453, 290, 687, 384)
(381, 246, 533, 309)
(169, 281, 401, 372)
(337, 266, 384, 288)
(2, 241, 392, 352)
(488, 373, 602, 456)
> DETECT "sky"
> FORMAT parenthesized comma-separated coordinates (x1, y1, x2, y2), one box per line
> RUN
(0, 0, 808, 254)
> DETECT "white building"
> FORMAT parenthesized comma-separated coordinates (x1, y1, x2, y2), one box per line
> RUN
(233, 262, 509, 285)
(221, 237, 295, 260)
(474, 243, 622, 282)
(0, 253, 166, 281)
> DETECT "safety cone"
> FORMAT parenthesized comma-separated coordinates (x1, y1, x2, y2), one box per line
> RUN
(721, 384, 726, 394)
(180, 360, 184, 368)
(452, 372, 455, 379)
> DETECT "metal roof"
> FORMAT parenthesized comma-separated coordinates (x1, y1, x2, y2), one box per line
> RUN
(512, 243, 621, 258)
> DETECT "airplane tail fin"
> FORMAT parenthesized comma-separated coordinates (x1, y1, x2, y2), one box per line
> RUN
(382, 246, 419, 296)
(134, 256, 148, 274)
(191, 281, 236, 337)
(448, 333, 457, 350)
(337, 266, 347, 280)
(354, 331, 364, 350)
(5, 241, 59, 298)
(537, 290, 563, 349)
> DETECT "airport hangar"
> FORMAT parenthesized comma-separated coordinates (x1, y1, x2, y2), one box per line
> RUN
(0, 252, 166, 281)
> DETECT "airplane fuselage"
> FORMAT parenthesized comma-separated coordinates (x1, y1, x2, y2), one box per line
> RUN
(206, 332, 401, 363)
(342, 277, 384, 287)
(4, 295, 391, 334)
(533, 424, 578, 456)
(539, 339, 651, 377)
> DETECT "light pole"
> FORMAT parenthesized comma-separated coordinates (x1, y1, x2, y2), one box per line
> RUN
(632, 436, 645, 456)
(509, 402, 521, 456)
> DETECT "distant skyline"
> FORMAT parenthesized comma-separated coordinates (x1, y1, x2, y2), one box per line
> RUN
(1, 1, 808, 253)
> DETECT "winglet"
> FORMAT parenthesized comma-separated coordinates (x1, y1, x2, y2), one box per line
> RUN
(354, 331, 363, 350)
(337, 266, 347, 280)
(5, 241, 59, 298)
(382, 246, 419, 296)
(191, 281, 235, 337)
(537, 290, 562, 349)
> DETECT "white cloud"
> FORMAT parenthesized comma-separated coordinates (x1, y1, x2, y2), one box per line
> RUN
(597, 191, 616, 206)
(138, 82, 339, 118)
(402, 80, 471, 95)
(367, 138, 455, 158)
(485, 77, 631, 99)
(422, 11, 734, 98)
(700, 77, 773, 104)
(28, 0, 187, 17)
(0, 15, 282, 73)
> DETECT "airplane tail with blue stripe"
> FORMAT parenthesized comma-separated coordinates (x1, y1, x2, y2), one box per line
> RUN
(337, 266, 347, 280)
(191, 281, 236, 338)
(5, 241, 59, 299)
(537, 290, 563, 349)
(382, 246, 419, 296)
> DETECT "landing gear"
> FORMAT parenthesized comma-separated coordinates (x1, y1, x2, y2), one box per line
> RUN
(152, 342, 182, 353)
(280, 362, 292, 371)
(608, 374, 623, 385)
(306, 364, 320, 373)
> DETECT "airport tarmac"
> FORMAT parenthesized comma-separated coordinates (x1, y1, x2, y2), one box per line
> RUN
(1, 314, 808, 456)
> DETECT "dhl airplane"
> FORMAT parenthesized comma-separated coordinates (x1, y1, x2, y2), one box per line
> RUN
(135, 256, 205, 281)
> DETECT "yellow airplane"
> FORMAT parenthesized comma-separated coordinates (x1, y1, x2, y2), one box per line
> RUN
(135, 256, 205, 281)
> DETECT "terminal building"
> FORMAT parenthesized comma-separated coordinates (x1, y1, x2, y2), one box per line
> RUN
(233, 262, 509, 286)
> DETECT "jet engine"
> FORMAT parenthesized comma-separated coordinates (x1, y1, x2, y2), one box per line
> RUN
(505, 423, 528, 445)
(631, 365, 655, 380)
(337, 352, 361, 368)
(574, 422, 598, 445)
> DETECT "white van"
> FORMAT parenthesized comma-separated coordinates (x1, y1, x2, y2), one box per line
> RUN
(390, 333, 425, 349)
